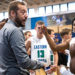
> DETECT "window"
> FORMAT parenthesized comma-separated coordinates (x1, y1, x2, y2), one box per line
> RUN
(60, 4, 67, 11)
(5, 12, 8, 18)
(53, 5, 59, 12)
(29, 8, 35, 17)
(0, 13, 4, 21)
(46, 6, 52, 14)
(38, 7, 45, 15)
(68, 2, 75, 11)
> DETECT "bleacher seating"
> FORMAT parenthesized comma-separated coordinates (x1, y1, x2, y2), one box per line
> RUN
(47, 25, 72, 33)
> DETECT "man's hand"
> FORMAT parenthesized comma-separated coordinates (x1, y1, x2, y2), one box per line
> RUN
(29, 70, 35, 73)
(45, 65, 57, 74)
(41, 26, 48, 35)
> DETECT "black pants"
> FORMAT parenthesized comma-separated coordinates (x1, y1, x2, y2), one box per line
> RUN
(5, 67, 29, 75)
(58, 52, 68, 66)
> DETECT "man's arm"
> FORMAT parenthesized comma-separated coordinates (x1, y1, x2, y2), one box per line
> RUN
(42, 26, 69, 51)
(25, 40, 31, 55)
(0, 22, 5, 29)
(53, 51, 58, 66)
(8, 28, 44, 70)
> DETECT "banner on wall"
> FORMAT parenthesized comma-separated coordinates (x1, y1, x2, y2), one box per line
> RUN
(30, 13, 75, 29)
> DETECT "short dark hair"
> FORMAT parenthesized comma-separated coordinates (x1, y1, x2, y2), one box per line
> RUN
(36, 21, 45, 27)
(47, 29, 54, 35)
(1, 18, 8, 23)
(8, 1, 27, 16)
(24, 31, 31, 36)
(60, 28, 71, 38)
(0, 18, 8, 29)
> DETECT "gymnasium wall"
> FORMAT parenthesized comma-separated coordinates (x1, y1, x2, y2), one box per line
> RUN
(25, 12, 75, 31)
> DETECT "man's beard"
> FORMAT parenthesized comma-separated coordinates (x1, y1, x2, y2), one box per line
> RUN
(15, 15, 26, 27)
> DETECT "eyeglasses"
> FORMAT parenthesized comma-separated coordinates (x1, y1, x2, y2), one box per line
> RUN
(37, 27, 41, 29)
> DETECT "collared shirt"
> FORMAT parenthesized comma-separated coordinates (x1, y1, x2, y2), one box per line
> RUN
(0, 19, 44, 75)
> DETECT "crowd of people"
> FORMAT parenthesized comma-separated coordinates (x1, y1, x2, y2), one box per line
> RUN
(0, 1, 75, 75)
(24, 22, 75, 75)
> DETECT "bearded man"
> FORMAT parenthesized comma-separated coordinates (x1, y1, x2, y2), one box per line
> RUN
(0, 1, 44, 75)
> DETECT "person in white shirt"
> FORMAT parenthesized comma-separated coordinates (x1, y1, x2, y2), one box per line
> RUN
(26, 21, 58, 75)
